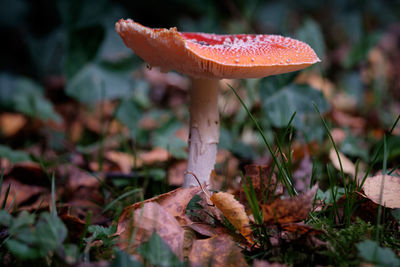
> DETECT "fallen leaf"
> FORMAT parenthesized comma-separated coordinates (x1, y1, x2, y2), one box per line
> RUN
(116, 202, 184, 258)
(182, 228, 196, 259)
(253, 259, 288, 267)
(0, 178, 48, 209)
(262, 185, 318, 224)
(59, 213, 86, 243)
(240, 164, 283, 206)
(362, 174, 400, 209)
(210, 192, 253, 244)
(187, 222, 229, 237)
(140, 147, 169, 165)
(118, 186, 201, 224)
(0, 113, 27, 137)
(144, 67, 189, 91)
(280, 222, 323, 236)
(330, 128, 347, 145)
(168, 160, 187, 186)
(296, 72, 335, 101)
(6, 162, 49, 186)
(104, 151, 138, 174)
(329, 148, 364, 180)
(189, 234, 248, 267)
(331, 109, 366, 131)
(58, 164, 100, 191)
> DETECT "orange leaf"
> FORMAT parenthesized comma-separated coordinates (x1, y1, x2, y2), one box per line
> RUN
(362, 174, 400, 209)
(0, 113, 27, 137)
(210, 192, 253, 244)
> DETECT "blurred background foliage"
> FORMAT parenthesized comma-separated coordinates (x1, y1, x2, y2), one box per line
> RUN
(0, 0, 399, 162)
(1, 1, 400, 264)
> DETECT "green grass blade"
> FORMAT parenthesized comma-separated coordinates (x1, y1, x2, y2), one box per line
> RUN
(103, 188, 142, 213)
(229, 84, 296, 196)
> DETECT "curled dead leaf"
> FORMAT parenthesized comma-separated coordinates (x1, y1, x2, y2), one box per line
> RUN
(210, 192, 253, 244)
(362, 174, 400, 209)
(262, 185, 318, 224)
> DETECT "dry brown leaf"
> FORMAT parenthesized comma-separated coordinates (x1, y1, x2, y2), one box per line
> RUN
(253, 260, 288, 267)
(329, 148, 356, 176)
(168, 160, 187, 186)
(139, 147, 169, 165)
(362, 174, 400, 209)
(182, 228, 196, 259)
(280, 222, 323, 236)
(295, 72, 335, 101)
(329, 148, 365, 180)
(104, 151, 138, 174)
(0, 113, 27, 137)
(262, 185, 318, 224)
(118, 186, 201, 223)
(187, 222, 229, 237)
(240, 164, 283, 206)
(144, 67, 189, 90)
(331, 109, 366, 131)
(189, 234, 248, 267)
(116, 202, 184, 258)
(58, 164, 100, 191)
(210, 192, 253, 244)
(0, 178, 48, 209)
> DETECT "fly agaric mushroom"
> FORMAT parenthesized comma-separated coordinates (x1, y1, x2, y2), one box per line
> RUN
(115, 19, 320, 188)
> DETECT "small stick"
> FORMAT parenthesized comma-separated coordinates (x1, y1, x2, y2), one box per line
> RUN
(185, 171, 211, 199)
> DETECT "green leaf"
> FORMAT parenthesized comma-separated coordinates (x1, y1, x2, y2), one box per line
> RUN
(110, 248, 143, 267)
(0, 75, 61, 122)
(65, 25, 105, 78)
(88, 225, 115, 239)
(357, 240, 400, 267)
(258, 72, 298, 96)
(316, 187, 345, 205)
(28, 29, 66, 78)
(0, 145, 31, 164)
(66, 63, 133, 103)
(0, 210, 12, 226)
(296, 18, 326, 60)
(136, 232, 183, 267)
(6, 239, 40, 259)
(35, 213, 67, 251)
(116, 98, 143, 137)
(87, 225, 116, 247)
(152, 119, 187, 159)
(261, 84, 329, 140)
(8, 211, 35, 234)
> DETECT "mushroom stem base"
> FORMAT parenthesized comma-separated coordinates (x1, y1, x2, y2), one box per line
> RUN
(184, 78, 220, 188)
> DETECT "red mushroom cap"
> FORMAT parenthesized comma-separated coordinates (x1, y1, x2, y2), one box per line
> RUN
(115, 19, 320, 79)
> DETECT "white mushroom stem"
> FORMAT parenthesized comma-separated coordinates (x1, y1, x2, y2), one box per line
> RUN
(183, 78, 220, 188)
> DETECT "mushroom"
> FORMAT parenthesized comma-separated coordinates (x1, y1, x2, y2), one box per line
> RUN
(115, 19, 320, 188)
